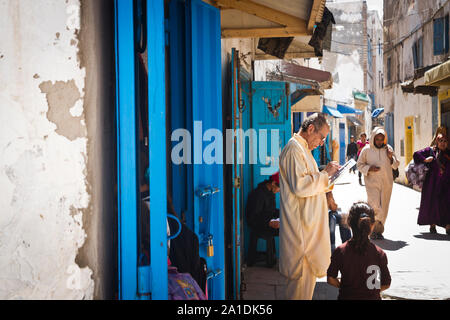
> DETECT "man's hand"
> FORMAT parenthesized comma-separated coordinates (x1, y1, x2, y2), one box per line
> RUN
(268, 220, 280, 229)
(369, 166, 380, 172)
(324, 161, 340, 177)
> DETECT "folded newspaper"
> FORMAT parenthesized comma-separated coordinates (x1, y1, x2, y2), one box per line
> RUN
(329, 158, 356, 185)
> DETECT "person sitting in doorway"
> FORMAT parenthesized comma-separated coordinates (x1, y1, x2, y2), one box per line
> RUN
(246, 172, 280, 267)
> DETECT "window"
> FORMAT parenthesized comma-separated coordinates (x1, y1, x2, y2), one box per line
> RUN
(433, 15, 449, 55)
(368, 37, 373, 69)
(412, 37, 423, 69)
(387, 57, 392, 83)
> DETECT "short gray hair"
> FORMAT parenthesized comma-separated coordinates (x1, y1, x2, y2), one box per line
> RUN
(300, 113, 329, 133)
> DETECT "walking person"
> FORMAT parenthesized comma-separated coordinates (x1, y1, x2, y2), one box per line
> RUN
(413, 127, 450, 235)
(278, 113, 340, 300)
(346, 135, 358, 173)
(356, 127, 400, 240)
(327, 202, 391, 300)
(356, 133, 369, 184)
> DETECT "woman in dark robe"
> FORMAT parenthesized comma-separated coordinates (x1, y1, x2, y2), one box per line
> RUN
(413, 127, 450, 235)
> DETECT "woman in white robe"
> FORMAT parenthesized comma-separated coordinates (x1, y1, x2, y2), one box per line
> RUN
(356, 127, 399, 239)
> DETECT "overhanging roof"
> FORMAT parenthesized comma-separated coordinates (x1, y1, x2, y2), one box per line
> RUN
(425, 59, 450, 86)
(267, 61, 332, 90)
(214, 0, 327, 58)
(346, 116, 363, 126)
(292, 94, 321, 112)
(400, 64, 441, 96)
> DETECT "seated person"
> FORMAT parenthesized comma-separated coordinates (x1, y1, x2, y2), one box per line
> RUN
(327, 191, 352, 253)
(246, 172, 280, 267)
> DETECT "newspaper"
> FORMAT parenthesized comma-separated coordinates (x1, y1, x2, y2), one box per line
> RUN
(329, 158, 357, 185)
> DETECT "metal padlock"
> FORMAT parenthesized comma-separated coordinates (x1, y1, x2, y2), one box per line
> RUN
(207, 236, 214, 257)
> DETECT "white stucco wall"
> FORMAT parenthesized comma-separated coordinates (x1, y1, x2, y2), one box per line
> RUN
(384, 85, 433, 183)
(0, 0, 94, 299)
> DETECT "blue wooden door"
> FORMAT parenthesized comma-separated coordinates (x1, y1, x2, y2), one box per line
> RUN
(169, 0, 224, 300)
(250, 81, 291, 257)
(339, 123, 346, 165)
(188, 0, 225, 300)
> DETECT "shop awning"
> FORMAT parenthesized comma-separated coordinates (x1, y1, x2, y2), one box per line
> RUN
(323, 105, 343, 118)
(346, 116, 363, 126)
(292, 94, 322, 112)
(425, 59, 450, 86)
(353, 91, 370, 103)
(337, 104, 363, 115)
(371, 108, 384, 118)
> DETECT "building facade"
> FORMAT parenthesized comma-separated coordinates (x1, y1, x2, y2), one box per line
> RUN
(383, 0, 450, 182)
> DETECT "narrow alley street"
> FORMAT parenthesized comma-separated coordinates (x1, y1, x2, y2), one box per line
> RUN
(242, 172, 450, 300)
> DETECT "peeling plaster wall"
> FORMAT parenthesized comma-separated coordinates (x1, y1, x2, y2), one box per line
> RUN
(0, 0, 115, 299)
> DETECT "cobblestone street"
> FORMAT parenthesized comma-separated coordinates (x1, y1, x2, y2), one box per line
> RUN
(242, 172, 450, 300)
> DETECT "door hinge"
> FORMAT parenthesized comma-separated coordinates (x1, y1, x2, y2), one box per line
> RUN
(137, 265, 152, 299)
(234, 177, 240, 188)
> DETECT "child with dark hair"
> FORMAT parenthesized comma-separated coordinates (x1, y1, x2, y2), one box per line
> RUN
(326, 202, 391, 300)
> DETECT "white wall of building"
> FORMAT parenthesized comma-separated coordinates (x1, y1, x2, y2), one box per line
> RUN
(0, 0, 116, 299)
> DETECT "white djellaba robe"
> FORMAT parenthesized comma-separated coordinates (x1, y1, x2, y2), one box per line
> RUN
(278, 133, 332, 296)
(357, 127, 400, 233)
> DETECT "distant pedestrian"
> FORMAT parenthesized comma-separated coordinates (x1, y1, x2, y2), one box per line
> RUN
(356, 127, 400, 239)
(327, 202, 391, 300)
(356, 133, 369, 184)
(413, 127, 450, 235)
(346, 135, 358, 173)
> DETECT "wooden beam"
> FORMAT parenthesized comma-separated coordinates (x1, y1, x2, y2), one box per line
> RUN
(215, 0, 308, 29)
(255, 52, 317, 60)
(222, 27, 311, 38)
(308, 0, 325, 31)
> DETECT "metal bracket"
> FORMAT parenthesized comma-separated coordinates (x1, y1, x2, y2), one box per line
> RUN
(137, 265, 152, 300)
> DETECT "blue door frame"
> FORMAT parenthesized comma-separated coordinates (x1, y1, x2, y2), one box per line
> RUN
(115, 0, 167, 300)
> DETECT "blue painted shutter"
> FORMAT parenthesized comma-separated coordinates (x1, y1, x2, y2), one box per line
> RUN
(434, 17, 444, 55)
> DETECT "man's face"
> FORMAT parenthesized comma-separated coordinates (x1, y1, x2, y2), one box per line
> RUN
(360, 134, 367, 142)
(374, 133, 385, 148)
(350, 137, 355, 143)
(307, 124, 329, 150)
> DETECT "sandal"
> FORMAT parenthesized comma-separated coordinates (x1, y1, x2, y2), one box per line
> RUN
(430, 225, 437, 234)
